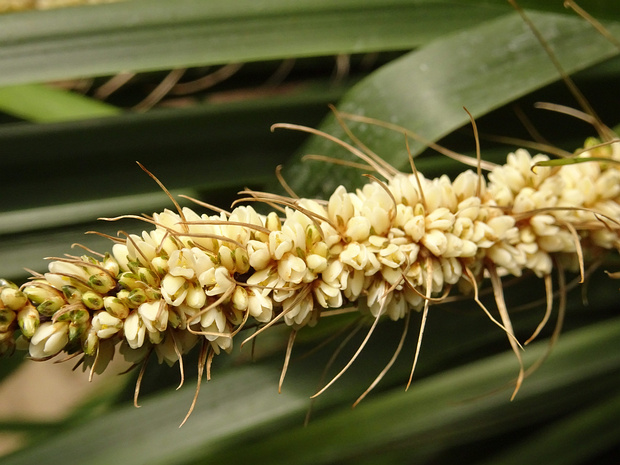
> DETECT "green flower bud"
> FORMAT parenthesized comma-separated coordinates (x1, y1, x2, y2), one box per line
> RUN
(116, 289, 131, 302)
(0, 279, 18, 290)
(82, 291, 104, 310)
(0, 331, 15, 357)
(17, 306, 39, 338)
(118, 272, 139, 290)
(147, 330, 164, 345)
(81, 255, 98, 266)
(144, 288, 162, 302)
(23, 284, 53, 305)
(71, 308, 90, 325)
(0, 287, 28, 311)
(0, 308, 17, 332)
(53, 309, 72, 322)
(167, 307, 183, 329)
(102, 253, 120, 277)
(138, 267, 159, 288)
(69, 319, 88, 343)
(151, 256, 168, 277)
(37, 297, 65, 317)
(82, 327, 99, 356)
(234, 248, 250, 274)
(128, 288, 147, 307)
(103, 296, 129, 319)
(266, 211, 281, 232)
(88, 272, 116, 294)
(24, 284, 65, 317)
(129, 258, 144, 273)
(232, 286, 248, 311)
(227, 306, 244, 326)
(61, 285, 83, 305)
(219, 246, 235, 271)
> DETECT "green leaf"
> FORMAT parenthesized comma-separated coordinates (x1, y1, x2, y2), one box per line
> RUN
(3, 315, 619, 465)
(0, 86, 339, 281)
(0, 0, 511, 86)
(200, 316, 620, 464)
(459, 0, 620, 21)
(480, 391, 620, 465)
(282, 10, 620, 198)
(0, 84, 120, 122)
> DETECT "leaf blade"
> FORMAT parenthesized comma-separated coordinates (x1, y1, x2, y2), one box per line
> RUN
(282, 11, 620, 198)
(0, 0, 511, 85)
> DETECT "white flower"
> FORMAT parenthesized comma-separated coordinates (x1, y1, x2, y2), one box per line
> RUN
(154, 330, 199, 366)
(358, 184, 392, 236)
(277, 253, 307, 284)
(138, 300, 168, 333)
(314, 280, 343, 309)
(283, 293, 315, 327)
(112, 244, 131, 272)
(384, 291, 408, 321)
(124, 311, 146, 349)
(425, 207, 454, 231)
(126, 233, 158, 267)
(343, 269, 365, 301)
(204, 266, 234, 296)
(366, 278, 390, 318)
(153, 209, 183, 231)
(306, 253, 328, 273)
(185, 283, 207, 309)
(345, 216, 371, 242)
(486, 216, 517, 240)
(247, 287, 273, 322)
(453, 170, 485, 200)
(389, 174, 422, 207)
(269, 230, 293, 260)
(47, 261, 90, 282)
(487, 244, 526, 276)
(456, 196, 482, 221)
(161, 274, 188, 306)
(440, 257, 462, 285)
(168, 249, 197, 279)
(404, 215, 425, 242)
(422, 229, 448, 256)
(340, 243, 371, 271)
(328, 185, 355, 229)
(378, 243, 406, 268)
(92, 311, 123, 339)
(225, 206, 264, 242)
(29, 321, 69, 358)
(247, 240, 272, 270)
(530, 215, 559, 237)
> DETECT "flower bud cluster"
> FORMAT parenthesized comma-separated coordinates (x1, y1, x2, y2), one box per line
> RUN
(1, 140, 618, 379)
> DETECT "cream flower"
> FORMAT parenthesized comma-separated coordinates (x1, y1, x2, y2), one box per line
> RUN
(277, 253, 307, 284)
(124, 311, 146, 349)
(247, 287, 273, 322)
(91, 311, 123, 339)
(29, 321, 70, 359)
(161, 274, 188, 306)
(328, 185, 355, 230)
(138, 300, 168, 333)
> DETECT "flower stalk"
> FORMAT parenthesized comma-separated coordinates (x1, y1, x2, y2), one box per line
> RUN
(1, 133, 619, 414)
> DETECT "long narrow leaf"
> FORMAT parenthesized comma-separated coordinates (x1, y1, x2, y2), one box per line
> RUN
(3, 315, 619, 465)
(0, 84, 120, 122)
(0, 0, 511, 86)
(282, 10, 620, 198)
